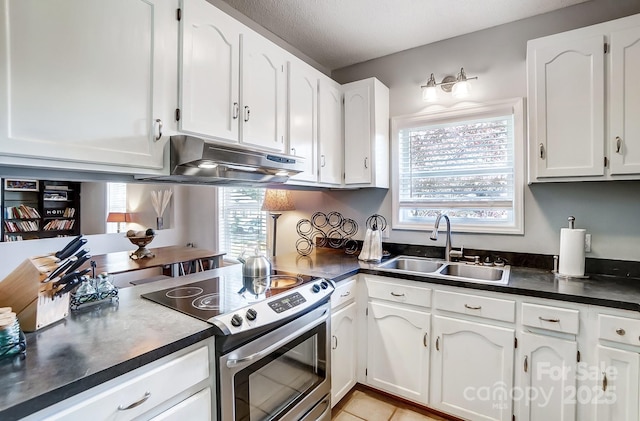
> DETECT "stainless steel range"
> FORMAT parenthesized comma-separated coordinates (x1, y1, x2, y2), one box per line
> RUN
(142, 272, 334, 421)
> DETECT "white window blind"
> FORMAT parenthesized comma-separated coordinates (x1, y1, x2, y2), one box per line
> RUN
(106, 182, 127, 234)
(218, 187, 267, 258)
(393, 99, 524, 234)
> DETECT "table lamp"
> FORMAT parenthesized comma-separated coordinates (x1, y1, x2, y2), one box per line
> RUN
(106, 212, 133, 233)
(261, 189, 295, 257)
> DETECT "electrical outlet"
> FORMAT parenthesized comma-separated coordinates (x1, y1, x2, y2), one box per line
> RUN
(584, 234, 592, 253)
(381, 227, 390, 239)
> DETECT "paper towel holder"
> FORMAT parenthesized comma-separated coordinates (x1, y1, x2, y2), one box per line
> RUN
(555, 216, 590, 280)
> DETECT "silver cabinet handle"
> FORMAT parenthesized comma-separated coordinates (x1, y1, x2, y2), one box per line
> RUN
(603, 372, 608, 391)
(616, 328, 626, 336)
(464, 304, 481, 310)
(539, 143, 545, 159)
(332, 335, 338, 350)
(616, 136, 622, 154)
(539, 316, 560, 323)
(423, 332, 428, 348)
(436, 336, 440, 351)
(321, 155, 326, 167)
(364, 157, 369, 168)
(291, 147, 296, 155)
(118, 392, 151, 411)
(232, 102, 239, 120)
(154, 119, 162, 141)
(390, 292, 405, 297)
(340, 291, 350, 297)
(524, 356, 528, 373)
(244, 106, 250, 122)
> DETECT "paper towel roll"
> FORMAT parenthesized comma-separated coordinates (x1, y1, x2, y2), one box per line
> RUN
(559, 228, 586, 277)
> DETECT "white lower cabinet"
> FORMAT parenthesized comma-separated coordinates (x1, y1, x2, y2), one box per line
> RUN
(517, 331, 578, 421)
(595, 345, 639, 421)
(431, 315, 515, 421)
(331, 301, 357, 406)
(149, 387, 212, 421)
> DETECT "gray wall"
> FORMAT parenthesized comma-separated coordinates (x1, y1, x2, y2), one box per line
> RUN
(275, 0, 640, 262)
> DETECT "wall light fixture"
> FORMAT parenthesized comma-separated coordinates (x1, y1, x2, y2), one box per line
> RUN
(421, 67, 478, 102)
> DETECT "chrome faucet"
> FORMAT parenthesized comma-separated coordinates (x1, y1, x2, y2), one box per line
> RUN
(430, 214, 462, 261)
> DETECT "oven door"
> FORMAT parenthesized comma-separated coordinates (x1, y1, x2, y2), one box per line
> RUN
(219, 303, 331, 421)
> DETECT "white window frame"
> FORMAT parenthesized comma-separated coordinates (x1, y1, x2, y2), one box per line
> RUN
(391, 98, 525, 235)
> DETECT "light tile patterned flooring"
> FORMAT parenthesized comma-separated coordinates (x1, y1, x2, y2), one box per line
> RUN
(332, 388, 451, 421)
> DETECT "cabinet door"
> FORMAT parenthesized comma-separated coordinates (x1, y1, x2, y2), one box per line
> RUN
(179, 0, 241, 143)
(331, 302, 357, 407)
(241, 32, 287, 152)
(518, 332, 577, 421)
(528, 35, 605, 179)
(288, 61, 318, 182)
(609, 26, 640, 175)
(367, 301, 430, 404)
(595, 345, 639, 421)
(150, 387, 211, 421)
(0, 0, 175, 170)
(344, 83, 372, 185)
(431, 315, 514, 421)
(318, 79, 343, 185)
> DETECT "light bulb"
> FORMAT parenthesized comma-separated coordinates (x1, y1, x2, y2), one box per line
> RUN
(423, 86, 438, 102)
(452, 80, 470, 98)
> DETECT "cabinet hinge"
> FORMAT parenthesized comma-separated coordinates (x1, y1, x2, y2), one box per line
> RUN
(604, 42, 608, 54)
(365, 368, 368, 376)
(175, 108, 181, 122)
(514, 337, 518, 349)
(577, 350, 581, 363)
(513, 415, 516, 421)
(365, 307, 368, 316)
(176, 8, 182, 21)
(604, 156, 609, 168)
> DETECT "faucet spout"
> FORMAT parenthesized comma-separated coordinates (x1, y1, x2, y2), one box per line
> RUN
(430, 214, 453, 261)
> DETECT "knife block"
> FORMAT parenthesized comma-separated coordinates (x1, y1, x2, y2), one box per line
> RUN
(0, 257, 70, 332)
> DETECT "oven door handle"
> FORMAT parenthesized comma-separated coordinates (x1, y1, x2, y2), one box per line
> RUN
(226, 308, 328, 369)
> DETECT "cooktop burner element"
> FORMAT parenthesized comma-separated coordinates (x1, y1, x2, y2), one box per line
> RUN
(141, 271, 335, 336)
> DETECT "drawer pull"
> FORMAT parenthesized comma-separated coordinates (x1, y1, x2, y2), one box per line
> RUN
(436, 336, 440, 351)
(524, 356, 528, 373)
(423, 332, 428, 348)
(464, 304, 482, 310)
(390, 292, 405, 297)
(332, 335, 338, 350)
(603, 372, 608, 391)
(616, 328, 626, 336)
(118, 392, 151, 411)
(154, 119, 163, 141)
(340, 291, 351, 297)
(539, 316, 560, 323)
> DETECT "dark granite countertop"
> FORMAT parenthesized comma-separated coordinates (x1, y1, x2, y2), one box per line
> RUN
(3, 249, 640, 420)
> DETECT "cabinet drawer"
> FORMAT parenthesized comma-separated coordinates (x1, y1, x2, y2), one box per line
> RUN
(521, 303, 579, 334)
(366, 278, 431, 308)
(47, 345, 210, 421)
(332, 278, 356, 309)
(599, 314, 640, 346)
(435, 290, 515, 323)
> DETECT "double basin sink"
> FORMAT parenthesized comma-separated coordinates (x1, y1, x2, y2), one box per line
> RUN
(375, 255, 510, 285)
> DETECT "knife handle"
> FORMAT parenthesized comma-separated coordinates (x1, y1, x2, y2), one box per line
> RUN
(57, 238, 87, 261)
(55, 235, 83, 259)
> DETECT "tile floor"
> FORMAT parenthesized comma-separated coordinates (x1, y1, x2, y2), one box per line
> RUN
(332, 389, 451, 421)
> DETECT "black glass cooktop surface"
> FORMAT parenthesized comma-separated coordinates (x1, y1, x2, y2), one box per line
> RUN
(141, 271, 314, 322)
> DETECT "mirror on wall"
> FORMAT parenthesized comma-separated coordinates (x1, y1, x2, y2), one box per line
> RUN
(1, 178, 174, 242)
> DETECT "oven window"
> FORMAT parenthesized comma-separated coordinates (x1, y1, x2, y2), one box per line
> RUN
(234, 323, 327, 421)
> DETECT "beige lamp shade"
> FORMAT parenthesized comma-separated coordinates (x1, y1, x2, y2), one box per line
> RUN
(106, 212, 133, 223)
(261, 189, 295, 212)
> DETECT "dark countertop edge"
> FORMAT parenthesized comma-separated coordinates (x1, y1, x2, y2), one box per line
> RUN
(358, 269, 640, 312)
(2, 329, 215, 421)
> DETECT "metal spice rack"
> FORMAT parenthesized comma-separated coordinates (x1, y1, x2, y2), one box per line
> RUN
(69, 271, 119, 311)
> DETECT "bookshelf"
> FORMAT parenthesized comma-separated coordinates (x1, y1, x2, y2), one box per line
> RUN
(1, 179, 81, 241)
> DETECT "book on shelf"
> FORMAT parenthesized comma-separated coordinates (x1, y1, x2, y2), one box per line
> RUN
(42, 219, 75, 231)
(3, 234, 24, 241)
(44, 207, 75, 217)
(3, 220, 39, 232)
(4, 205, 40, 219)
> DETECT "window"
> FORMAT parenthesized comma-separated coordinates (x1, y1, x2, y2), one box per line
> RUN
(391, 98, 524, 234)
(218, 187, 267, 258)
(106, 182, 127, 234)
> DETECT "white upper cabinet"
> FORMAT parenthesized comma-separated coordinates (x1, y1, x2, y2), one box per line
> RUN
(343, 78, 390, 188)
(179, 0, 240, 142)
(318, 78, 344, 185)
(527, 13, 640, 182)
(288, 61, 319, 182)
(179, 0, 286, 153)
(0, 0, 177, 172)
(609, 25, 640, 175)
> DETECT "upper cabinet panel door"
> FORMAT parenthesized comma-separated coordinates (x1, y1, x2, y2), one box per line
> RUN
(179, 0, 241, 143)
(344, 84, 372, 185)
(240, 33, 287, 152)
(0, 0, 176, 170)
(609, 26, 640, 175)
(318, 79, 343, 185)
(288, 61, 318, 182)
(529, 35, 605, 179)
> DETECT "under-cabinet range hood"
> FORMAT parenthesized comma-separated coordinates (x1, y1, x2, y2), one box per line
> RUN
(141, 135, 304, 185)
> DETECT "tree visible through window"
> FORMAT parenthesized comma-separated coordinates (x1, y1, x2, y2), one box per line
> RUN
(218, 187, 267, 258)
(392, 99, 524, 234)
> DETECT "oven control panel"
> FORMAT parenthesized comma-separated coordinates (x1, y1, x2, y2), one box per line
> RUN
(209, 279, 334, 335)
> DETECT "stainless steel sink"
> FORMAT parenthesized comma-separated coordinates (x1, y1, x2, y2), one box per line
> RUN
(375, 255, 510, 285)
(376, 256, 444, 273)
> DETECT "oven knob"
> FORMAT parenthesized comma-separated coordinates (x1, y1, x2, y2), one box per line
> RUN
(320, 280, 329, 290)
(246, 308, 257, 321)
(231, 314, 243, 327)
(312, 283, 321, 293)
